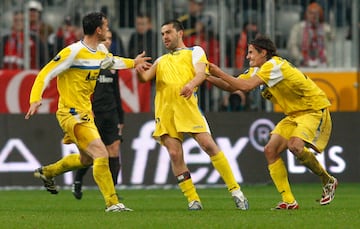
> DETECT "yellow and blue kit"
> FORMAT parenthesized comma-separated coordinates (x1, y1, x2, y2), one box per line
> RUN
(29, 41, 134, 148)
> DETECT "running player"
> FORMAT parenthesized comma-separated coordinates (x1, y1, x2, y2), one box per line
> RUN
(25, 12, 151, 212)
(207, 35, 337, 210)
(72, 30, 125, 200)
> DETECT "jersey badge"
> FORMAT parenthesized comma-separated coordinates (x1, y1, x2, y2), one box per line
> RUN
(53, 55, 61, 61)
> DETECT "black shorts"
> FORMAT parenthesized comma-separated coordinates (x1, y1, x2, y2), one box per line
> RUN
(94, 110, 121, 145)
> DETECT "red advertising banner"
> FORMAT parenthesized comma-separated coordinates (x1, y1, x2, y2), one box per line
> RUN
(0, 69, 151, 114)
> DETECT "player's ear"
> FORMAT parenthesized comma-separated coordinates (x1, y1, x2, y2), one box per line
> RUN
(261, 49, 267, 58)
(96, 26, 102, 35)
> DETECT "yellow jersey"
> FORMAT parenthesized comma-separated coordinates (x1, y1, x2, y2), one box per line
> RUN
(238, 56, 331, 115)
(29, 41, 134, 113)
(153, 46, 209, 140)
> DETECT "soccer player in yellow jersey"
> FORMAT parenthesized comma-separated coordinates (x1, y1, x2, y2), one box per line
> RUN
(25, 12, 151, 212)
(207, 35, 338, 210)
(137, 19, 249, 210)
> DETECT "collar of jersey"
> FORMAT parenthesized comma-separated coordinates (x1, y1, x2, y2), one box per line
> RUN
(81, 40, 97, 53)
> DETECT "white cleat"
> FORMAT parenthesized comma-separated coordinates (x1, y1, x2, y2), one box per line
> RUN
(232, 189, 249, 210)
(105, 203, 134, 212)
(320, 176, 338, 205)
(188, 200, 203, 210)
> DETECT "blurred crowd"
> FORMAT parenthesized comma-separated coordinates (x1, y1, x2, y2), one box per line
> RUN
(0, 0, 357, 112)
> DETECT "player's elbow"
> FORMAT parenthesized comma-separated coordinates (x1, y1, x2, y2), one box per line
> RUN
(137, 73, 148, 83)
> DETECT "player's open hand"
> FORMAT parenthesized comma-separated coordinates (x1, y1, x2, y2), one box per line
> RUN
(134, 51, 152, 72)
(135, 51, 152, 66)
(25, 101, 42, 119)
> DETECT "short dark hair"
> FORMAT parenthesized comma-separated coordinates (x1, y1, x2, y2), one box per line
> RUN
(249, 35, 277, 59)
(161, 19, 184, 31)
(137, 12, 151, 20)
(82, 12, 107, 35)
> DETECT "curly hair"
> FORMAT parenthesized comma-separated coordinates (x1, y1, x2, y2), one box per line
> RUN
(249, 35, 278, 60)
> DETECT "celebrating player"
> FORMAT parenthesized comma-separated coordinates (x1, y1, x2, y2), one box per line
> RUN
(25, 12, 151, 212)
(207, 35, 337, 210)
(137, 19, 249, 210)
(71, 29, 125, 200)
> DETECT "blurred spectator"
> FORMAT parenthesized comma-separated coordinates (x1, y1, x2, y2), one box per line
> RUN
(184, 16, 218, 112)
(49, 15, 82, 57)
(177, 0, 212, 37)
(28, 0, 54, 62)
(220, 90, 248, 112)
(100, 5, 125, 56)
(109, 29, 125, 56)
(28, 1, 54, 44)
(128, 13, 157, 112)
(117, 0, 143, 27)
(184, 16, 220, 64)
(287, 2, 334, 67)
(227, 21, 260, 70)
(0, 10, 45, 69)
(128, 13, 158, 59)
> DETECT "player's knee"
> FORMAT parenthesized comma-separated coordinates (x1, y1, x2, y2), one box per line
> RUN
(263, 145, 278, 162)
(167, 149, 180, 161)
(287, 143, 302, 157)
(80, 155, 93, 166)
(287, 138, 304, 156)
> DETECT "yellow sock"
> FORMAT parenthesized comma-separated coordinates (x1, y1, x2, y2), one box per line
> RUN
(43, 154, 84, 178)
(177, 172, 200, 203)
(268, 158, 295, 203)
(211, 151, 240, 192)
(297, 148, 331, 185)
(93, 157, 118, 207)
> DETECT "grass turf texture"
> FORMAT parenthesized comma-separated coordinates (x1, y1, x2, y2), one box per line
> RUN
(0, 183, 359, 229)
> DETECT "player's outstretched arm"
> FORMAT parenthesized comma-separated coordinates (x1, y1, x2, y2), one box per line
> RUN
(209, 63, 262, 92)
(137, 61, 157, 83)
(107, 51, 152, 70)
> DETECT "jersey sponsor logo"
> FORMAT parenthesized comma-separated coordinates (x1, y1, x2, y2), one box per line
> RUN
(85, 72, 98, 81)
(98, 74, 114, 83)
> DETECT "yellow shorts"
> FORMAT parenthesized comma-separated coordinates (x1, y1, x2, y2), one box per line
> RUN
(153, 108, 210, 144)
(56, 108, 100, 150)
(272, 108, 332, 153)
(153, 86, 210, 144)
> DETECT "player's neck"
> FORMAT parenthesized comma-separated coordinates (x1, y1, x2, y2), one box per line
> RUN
(169, 47, 187, 54)
(170, 44, 187, 51)
(82, 36, 100, 51)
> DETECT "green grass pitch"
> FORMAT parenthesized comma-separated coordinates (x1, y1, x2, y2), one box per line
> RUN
(0, 183, 359, 229)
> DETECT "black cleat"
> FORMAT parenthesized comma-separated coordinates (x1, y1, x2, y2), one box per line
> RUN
(34, 167, 58, 194)
(72, 181, 83, 200)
